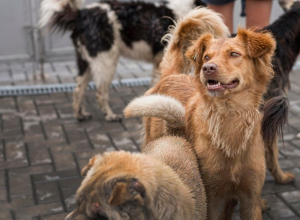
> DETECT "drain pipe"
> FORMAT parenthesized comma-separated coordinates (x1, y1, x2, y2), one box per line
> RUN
(29, 0, 38, 80)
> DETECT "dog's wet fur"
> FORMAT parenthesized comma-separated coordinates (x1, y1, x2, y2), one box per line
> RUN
(124, 7, 291, 219)
(65, 136, 206, 220)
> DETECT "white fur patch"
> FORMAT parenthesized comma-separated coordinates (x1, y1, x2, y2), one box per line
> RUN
(166, 0, 195, 19)
(120, 41, 154, 62)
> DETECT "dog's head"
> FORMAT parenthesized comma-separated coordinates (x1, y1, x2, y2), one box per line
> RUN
(65, 152, 151, 220)
(186, 28, 276, 99)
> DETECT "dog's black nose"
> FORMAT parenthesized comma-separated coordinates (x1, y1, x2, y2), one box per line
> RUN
(202, 63, 218, 75)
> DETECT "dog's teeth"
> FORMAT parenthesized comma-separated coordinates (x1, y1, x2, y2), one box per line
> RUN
(217, 82, 221, 86)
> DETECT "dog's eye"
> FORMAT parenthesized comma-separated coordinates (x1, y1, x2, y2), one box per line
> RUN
(230, 52, 240, 57)
(204, 55, 210, 61)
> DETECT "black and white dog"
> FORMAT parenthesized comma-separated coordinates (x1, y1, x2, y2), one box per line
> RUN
(39, 0, 209, 121)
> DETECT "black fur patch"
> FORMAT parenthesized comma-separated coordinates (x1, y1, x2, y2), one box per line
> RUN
(262, 89, 289, 147)
(263, 5, 300, 92)
(73, 7, 115, 57)
(73, 38, 89, 76)
(105, 1, 175, 55)
(194, 0, 207, 7)
(53, 6, 115, 57)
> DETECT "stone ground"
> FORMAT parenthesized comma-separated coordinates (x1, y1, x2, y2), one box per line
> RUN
(0, 58, 299, 220)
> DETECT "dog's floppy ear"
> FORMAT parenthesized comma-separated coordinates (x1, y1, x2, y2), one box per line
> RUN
(81, 155, 102, 177)
(108, 179, 145, 207)
(185, 33, 213, 69)
(237, 28, 276, 58)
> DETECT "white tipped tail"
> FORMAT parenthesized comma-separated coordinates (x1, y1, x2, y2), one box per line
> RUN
(124, 95, 185, 128)
(39, 0, 85, 28)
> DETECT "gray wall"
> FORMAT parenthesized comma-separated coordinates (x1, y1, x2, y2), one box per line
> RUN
(0, 0, 285, 61)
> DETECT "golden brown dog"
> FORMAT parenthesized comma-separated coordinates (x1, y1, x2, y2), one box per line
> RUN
(65, 136, 207, 220)
(124, 14, 283, 218)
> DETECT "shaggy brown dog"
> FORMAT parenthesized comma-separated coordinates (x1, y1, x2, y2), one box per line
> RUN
(65, 136, 206, 220)
(125, 21, 281, 219)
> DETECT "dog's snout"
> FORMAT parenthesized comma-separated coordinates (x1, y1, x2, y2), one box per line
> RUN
(202, 63, 218, 75)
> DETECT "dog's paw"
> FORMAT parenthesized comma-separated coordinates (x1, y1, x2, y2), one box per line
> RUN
(105, 114, 122, 122)
(260, 199, 269, 212)
(276, 172, 295, 184)
(77, 113, 92, 122)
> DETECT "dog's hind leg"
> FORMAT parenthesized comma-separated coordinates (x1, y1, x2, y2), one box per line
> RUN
(266, 137, 295, 184)
(73, 68, 93, 122)
(73, 50, 93, 122)
(90, 47, 121, 122)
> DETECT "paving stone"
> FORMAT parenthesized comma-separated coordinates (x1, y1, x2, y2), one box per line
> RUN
(0, 188, 7, 201)
(14, 202, 64, 220)
(0, 171, 5, 188)
(0, 211, 12, 220)
(263, 195, 296, 219)
(9, 176, 32, 197)
(279, 144, 300, 158)
(281, 190, 300, 203)
(262, 182, 297, 195)
(8, 165, 53, 178)
(44, 124, 66, 143)
(39, 212, 69, 220)
(29, 148, 52, 165)
(32, 170, 79, 183)
(59, 177, 82, 190)
(35, 182, 60, 204)
(62, 187, 77, 211)
(52, 152, 76, 171)
(10, 195, 34, 208)
(5, 141, 27, 162)
(291, 203, 300, 215)
(111, 136, 138, 152)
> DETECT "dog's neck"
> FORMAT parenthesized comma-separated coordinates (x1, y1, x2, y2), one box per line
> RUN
(199, 92, 262, 157)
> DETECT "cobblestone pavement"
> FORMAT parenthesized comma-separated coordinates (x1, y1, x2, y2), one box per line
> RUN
(0, 59, 300, 220)
(0, 57, 153, 86)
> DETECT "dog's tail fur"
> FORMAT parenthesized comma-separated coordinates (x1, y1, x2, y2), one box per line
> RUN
(124, 95, 185, 130)
(160, 7, 230, 77)
(39, 0, 84, 31)
(262, 89, 289, 147)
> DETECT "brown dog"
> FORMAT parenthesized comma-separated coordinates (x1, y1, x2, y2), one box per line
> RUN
(65, 136, 207, 220)
(124, 24, 281, 219)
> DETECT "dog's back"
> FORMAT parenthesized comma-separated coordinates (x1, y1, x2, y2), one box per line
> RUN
(143, 136, 207, 220)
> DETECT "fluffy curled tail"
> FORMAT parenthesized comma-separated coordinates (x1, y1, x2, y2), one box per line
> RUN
(160, 7, 230, 77)
(262, 89, 289, 147)
(124, 95, 185, 129)
(39, 0, 84, 30)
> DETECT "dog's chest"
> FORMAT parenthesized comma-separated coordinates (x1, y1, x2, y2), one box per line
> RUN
(200, 152, 246, 196)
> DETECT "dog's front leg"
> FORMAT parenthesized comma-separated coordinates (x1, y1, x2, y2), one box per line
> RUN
(239, 194, 262, 220)
(266, 137, 295, 184)
(207, 196, 221, 220)
(219, 198, 238, 220)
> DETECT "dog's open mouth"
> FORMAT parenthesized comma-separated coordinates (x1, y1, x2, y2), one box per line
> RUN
(207, 79, 239, 91)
